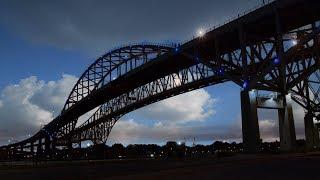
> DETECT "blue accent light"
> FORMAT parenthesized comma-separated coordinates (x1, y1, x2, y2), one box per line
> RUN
(273, 57, 280, 65)
(218, 67, 225, 76)
(242, 80, 249, 89)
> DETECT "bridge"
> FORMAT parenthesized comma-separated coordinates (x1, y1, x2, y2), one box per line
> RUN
(1, 0, 319, 159)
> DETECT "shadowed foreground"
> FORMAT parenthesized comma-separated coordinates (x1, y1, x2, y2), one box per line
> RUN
(1, 153, 320, 180)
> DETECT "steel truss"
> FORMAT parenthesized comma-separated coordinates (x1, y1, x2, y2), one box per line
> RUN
(55, 44, 173, 138)
(69, 63, 226, 144)
(65, 23, 320, 146)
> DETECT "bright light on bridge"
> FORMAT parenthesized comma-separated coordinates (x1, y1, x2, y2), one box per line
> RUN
(292, 39, 298, 46)
(197, 29, 205, 37)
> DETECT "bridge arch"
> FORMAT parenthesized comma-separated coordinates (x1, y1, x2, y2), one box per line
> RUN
(57, 43, 175, 136)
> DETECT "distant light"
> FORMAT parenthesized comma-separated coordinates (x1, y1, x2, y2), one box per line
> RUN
(150, 154, 154, 158)
(87, 143, 90, 147)
(178, 141, 181, 145)
(197, 29, 205, 37)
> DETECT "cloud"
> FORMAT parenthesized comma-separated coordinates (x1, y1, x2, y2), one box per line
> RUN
(259, 119, 278, 142)
(0, 72, 219, 146)
(30, 74, 78, 115)
(0, 74, 308, 146)
(134, 89, 217, 125)
(257, 100, 307, 141)
(108, 118, 239, 146)
(0, 0, 261, 54)
(97, 88, 219, 145)
(107, 98, 304, 145)
(0, 75, 77, 144)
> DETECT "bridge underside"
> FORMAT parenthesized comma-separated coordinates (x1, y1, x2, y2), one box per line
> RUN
(1, 0, 320, 159)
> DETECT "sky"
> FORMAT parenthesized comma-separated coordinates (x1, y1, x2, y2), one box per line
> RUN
(0, 0, 307, 146)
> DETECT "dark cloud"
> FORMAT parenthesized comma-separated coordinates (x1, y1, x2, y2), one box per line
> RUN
(0, 0, 261, 54)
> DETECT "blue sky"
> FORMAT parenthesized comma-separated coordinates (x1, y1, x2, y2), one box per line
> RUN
(0, 28, 88, 89)
(0, 0, 306, 146)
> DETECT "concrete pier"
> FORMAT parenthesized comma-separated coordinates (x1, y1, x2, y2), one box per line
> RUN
(278, 95, 296, 152)
(304, 112, 320, 150)
(241, 90, 260, 153)
(241, 91, 297, 153)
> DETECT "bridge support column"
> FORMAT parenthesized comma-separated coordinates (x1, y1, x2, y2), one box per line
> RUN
(241, 90, 260, 153)
(304, 112, 320, 150)
(278, 95, 296, 152)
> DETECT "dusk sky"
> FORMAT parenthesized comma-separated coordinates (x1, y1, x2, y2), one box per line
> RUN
(0, 0, 307, 146)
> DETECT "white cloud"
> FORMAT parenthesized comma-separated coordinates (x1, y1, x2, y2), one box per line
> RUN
(108, 118, 190, 145)
(0, 75, 77, 144)
(257, 100, 307, 141)
(0, 74, 219, 145)
(30, 74, 78, 115)
(98, 89, 219, 145)
(134, 89, 217, 125)
(1, 74, 308, 146)
(259, 119, 278, 142)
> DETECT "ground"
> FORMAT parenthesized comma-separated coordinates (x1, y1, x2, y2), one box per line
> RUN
(0, 153, 320, 180)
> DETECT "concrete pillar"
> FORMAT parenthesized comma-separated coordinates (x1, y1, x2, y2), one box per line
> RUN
(278, 95, 296, 152)
(304, 112, 320, 150)
(241, 90, 260, 153)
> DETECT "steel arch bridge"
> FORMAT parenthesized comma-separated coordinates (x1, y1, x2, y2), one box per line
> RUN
(1, 0, 320, 158)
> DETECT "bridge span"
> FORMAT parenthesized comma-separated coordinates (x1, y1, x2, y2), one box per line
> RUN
(1, 0, 320, 158)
